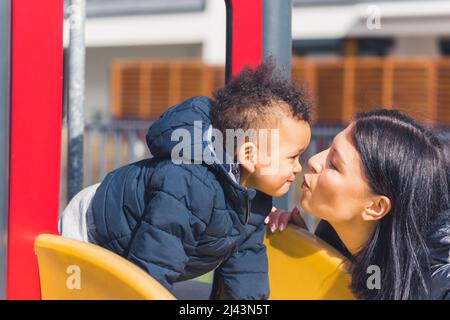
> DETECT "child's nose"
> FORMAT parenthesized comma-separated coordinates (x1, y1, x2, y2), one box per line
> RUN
(293, 159, 302, 174)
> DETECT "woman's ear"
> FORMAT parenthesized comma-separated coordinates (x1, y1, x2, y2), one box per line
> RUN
(363, 196, 391, 221)
(238, 142, 258, 173)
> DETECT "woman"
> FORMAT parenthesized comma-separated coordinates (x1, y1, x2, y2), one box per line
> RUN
(268, 109, 450, 300)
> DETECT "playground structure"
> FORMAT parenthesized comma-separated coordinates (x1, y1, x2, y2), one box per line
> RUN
(35, 233, 176, 300)
(0, 0, 354, 299)
(35, 227, 353, 300)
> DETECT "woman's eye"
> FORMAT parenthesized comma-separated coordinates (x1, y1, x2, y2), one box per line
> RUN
(328, 159, 337, 170)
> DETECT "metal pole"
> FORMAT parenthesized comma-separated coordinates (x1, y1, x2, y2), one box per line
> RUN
(263, 0, 292, 79)
(67, 0, 86, 201)
(0, 0, 11, 300)
(263, 0, 293, 210)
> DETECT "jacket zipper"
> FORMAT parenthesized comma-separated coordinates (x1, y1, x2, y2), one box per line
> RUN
(245, 195, 251, 224)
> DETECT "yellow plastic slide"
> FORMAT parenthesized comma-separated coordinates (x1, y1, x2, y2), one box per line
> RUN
(35, 226, 354, 300)
(265, 225, 355, 300)
(35, 234, 175, 300)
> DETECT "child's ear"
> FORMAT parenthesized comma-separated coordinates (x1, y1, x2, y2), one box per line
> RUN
(362, 195, 391, 221)
(238, 142, 258, 173)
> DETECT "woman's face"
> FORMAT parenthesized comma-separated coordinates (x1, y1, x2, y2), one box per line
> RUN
(300, 125, 374, 224)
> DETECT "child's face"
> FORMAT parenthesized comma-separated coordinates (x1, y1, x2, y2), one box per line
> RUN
(240, 116, 311, 197)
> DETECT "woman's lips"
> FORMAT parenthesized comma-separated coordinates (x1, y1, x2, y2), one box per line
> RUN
(301, 178, 310, 190)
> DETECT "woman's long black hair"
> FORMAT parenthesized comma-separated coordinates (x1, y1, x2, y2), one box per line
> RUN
(349, 109, 449, 300)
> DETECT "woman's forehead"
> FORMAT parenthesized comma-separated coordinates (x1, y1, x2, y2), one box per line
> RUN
(333, 126, 360, 165)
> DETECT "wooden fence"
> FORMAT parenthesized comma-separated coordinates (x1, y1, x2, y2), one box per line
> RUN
(111, 58, 450, 125)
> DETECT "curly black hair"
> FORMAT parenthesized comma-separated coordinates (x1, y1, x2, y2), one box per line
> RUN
(211, 59, 312, 134)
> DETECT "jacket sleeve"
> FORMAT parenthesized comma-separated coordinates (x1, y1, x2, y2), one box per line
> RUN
(124, 165, 209, 292)
(315, 220, 352, 259)
(430, 265, 450, 300)
(428, 209, 450, 300)
(210, 222, 269, 300)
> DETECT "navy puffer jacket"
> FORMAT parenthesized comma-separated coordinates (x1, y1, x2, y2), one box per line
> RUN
(87, 96, 272, 299)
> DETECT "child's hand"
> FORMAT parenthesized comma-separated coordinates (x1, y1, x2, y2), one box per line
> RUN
(265, 206, 307, 232)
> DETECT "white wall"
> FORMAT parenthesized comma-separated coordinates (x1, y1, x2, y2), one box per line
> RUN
(75, 0, 450, 119)
(64, 0, 226, 64)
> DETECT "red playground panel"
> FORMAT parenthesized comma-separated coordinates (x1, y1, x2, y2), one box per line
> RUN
(226, 0, 263, 77)
(7, 0, 64, 299)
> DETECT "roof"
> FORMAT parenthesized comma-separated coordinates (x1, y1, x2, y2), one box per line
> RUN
(294, 0, 426, 5)
(84, 0, 206, 17)
(63, 0, 428, 18)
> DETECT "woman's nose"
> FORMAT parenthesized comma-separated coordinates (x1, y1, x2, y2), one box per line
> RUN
(307, 150, 327, 173)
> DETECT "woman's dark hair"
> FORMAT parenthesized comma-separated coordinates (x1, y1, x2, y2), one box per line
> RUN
(349, 109, 449, 300)
(211, 59, 312, 134)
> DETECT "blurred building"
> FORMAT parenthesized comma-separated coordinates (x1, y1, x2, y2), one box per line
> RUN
(64, 0, 450, 123)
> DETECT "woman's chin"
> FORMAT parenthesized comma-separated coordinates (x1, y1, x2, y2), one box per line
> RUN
(299, 197, 309, 212)
(300, 192, 310, 210)
(300, 198, 319, 219)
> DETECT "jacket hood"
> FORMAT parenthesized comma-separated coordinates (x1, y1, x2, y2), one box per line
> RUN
(145, 96, 257, 224)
